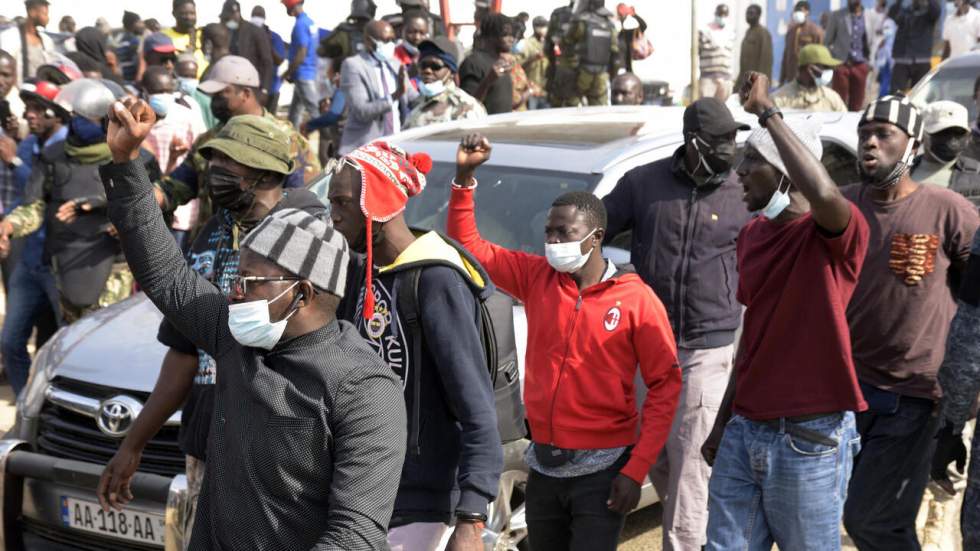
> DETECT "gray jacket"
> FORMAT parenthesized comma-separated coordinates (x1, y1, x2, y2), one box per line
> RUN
(824, 8, 875, 63)
(339, 51, 419, 155)
(100, 160, 407, 550)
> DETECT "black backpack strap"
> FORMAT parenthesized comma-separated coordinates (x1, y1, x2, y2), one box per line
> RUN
(396, 267, 424, 457)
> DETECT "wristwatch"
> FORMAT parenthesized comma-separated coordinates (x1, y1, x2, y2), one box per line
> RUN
(455, 511, 488, 523)
(758, 106, 783, 128)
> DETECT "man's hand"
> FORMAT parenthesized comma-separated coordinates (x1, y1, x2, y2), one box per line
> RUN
(392, 66, 408, 101)
(606, 474, 641, 515)
(701, 422, 726, 466)
(485, 58, 512, 84)
(0, 220, 12, 259)
(107, 98, 156, 164)
(445, 520, 484, 551)
(739, 71, 775, 117)
(0, 135, 16, 164)
(97, 444, 142, 512)
(931, 424, 967, 495)
(455, 133, 492, 187)
(169, 136, 189, 159)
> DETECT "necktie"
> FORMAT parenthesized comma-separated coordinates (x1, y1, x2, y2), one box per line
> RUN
(379, 60, 394, 135)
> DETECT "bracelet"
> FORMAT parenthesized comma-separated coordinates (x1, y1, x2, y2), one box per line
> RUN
(758, 106, 783, 128)
(451, 177, 478, 190)
(455, 511, 488, 523)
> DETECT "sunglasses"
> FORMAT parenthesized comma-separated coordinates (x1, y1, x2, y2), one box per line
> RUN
(231, 275, 302, 296)
(419, 60, 447, 72)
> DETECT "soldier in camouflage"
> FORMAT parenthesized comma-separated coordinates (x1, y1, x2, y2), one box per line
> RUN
(936, 229, 980, 550)
(317, 0, 375, 74)
(0, 79, 153, 322)
(405, 37, 486, 130)
(546, 1, 578, 107)
(156, 56, 320, 215)
(557, 0, 620, 107)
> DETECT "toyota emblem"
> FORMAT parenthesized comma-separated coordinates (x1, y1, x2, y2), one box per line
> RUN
(96, 396, 143, 437)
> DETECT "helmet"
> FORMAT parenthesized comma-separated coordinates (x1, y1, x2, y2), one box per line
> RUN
(20, 79, 71, 119)
(36, 52, 83, 85)
(54, 79, 118, 120)
(350, 0, 377, 20)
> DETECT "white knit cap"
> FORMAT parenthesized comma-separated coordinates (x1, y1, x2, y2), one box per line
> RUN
(746, 117, 824, 178)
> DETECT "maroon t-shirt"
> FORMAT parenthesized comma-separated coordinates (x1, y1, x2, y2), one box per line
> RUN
(734, 203, 870, 420)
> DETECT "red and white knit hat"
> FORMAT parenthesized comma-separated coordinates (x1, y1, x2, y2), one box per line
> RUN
(345, 140, 432, 319)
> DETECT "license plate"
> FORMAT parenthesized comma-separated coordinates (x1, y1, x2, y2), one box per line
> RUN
(60, 496, 166, 545)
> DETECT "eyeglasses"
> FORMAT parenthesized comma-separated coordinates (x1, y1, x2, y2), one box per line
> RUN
(231, 275, 302, 296)
(419, 60, 447, 72)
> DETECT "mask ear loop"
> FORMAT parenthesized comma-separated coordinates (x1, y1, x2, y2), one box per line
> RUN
(690, 134, 717, 176)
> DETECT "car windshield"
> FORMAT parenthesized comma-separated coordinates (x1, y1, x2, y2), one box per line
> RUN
(403, 161, 600, 255)
(911, 66, 978, 122)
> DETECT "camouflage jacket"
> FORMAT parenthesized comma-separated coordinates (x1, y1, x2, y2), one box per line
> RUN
(404, 82, 488, 130)
(559, 11, 620, 73)
(939, 231, 980, 432)
(159, 109, 320, 209)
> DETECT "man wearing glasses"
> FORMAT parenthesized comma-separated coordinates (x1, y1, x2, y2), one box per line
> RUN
(98, 98, 407, 549)
(97, 114, 340, 549)
(405, 37, 486, 129)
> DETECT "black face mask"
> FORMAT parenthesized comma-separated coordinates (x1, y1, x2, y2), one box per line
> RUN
(929, 132, 969, 163)
(207, 165, 257, 219)
(692, 134, 736, 175)
(210, 94, 232, 123)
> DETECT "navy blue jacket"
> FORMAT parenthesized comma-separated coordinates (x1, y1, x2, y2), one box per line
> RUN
(604, 146, 752, 349)
(340, 232, 502, 526)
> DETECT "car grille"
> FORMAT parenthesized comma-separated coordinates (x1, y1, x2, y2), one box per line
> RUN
(21, 517, 163, 551)
(36, 378, 185, 477)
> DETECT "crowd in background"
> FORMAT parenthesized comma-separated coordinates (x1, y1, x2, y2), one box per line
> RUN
(1, 1, 980, 551)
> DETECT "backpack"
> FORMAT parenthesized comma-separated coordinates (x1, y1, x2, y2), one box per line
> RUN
(396, 263, 527, 454)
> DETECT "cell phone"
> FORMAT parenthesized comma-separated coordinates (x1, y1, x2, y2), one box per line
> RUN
(0, 100, 11, 128)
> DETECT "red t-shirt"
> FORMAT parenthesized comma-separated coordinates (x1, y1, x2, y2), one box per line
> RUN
(733, 203, 870, 420)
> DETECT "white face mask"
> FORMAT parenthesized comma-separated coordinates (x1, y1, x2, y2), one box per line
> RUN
(225, 20, 239, 31)
(792, 10, 807, 24)
(419, 78, 446, 98)
(227, 282, 300, 350)
(177, 77, 199, 95)
(715, 16, 728, 27)
(545, 229, 597, 273)
(250, 16, 265, 27)
(815, 68, 834, 87)
(760, 175, 791, 219)
(375, 41, 397, 61)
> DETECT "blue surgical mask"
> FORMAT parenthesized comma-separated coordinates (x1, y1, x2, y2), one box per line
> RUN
(512, 39, 526, 54)
(69, 116, 107, 144)
(177, 77, 199, 95)
(227, 282, 300, 350)
(374, 41, 397, 62)
(715, 16, 728, 27)
(419, 78, 447, 98)
(147, 93, 173, 118)
(545, 229, 596, 273)
(760, 175, 791, 219)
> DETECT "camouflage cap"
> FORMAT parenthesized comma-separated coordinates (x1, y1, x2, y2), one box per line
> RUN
(199, 115, 296, 175)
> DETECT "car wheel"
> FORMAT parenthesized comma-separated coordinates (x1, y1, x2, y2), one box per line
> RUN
(483, 468, 529, 551)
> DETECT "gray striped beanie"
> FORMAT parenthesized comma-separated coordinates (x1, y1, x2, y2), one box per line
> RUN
(859, 95, 924, 142)
(241, 208, 350, 298)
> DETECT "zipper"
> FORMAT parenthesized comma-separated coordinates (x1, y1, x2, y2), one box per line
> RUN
(676, 186, 699, 342)
(548, 293, 583, 445)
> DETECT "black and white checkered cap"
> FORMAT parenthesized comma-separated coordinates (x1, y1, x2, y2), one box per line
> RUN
(241, 208, 350, 297)
(859, 95, 925, 142)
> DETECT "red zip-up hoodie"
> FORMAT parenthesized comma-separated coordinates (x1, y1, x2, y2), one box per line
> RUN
(448, 186, 681, 483)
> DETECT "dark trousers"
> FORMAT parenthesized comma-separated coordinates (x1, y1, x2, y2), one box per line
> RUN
(526, 452, 628, 551)
(962, 423, 980, 549)
(843, 394, 939, 551)
(890, 62, 931, 94)
(1, 261, 59, 396)
(831, 61, 870, 111)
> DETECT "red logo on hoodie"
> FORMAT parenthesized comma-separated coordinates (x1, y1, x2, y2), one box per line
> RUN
(604, 307, 621, 331)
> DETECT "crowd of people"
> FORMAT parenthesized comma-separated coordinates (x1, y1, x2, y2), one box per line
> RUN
(0, 0, 978, 551)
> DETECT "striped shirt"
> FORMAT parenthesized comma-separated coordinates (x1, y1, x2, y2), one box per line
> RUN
(699, 23, 735, 79)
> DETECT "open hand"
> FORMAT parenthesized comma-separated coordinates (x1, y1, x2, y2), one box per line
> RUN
(0, 135, 16, 164)
(606, 474, 641, 515)
(107, 98, 156, 164)
(455, 133, 492, 186)
(97, 445, 142, 512)
(2, 115, 18, 139)
(393, 66, 408, 101)
(739, 72, 774, 117)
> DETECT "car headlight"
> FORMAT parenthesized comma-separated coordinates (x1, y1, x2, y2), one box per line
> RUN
(16, 338, 55, 419)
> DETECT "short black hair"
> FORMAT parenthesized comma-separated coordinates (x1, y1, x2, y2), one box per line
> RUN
(794, 1, 810, 10)
(251, 5, 265, 18)
(552, 191, 607, 231)
(173, 0, 195, 11)
(480, 13, 514, 39)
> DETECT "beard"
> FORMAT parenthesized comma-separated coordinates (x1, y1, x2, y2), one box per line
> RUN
(858, 158, 908, 190)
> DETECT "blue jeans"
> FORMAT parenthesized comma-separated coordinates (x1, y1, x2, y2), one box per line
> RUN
(706, 412, 860, 551)
(288, 79, 320, 129)
(1, 262, 60, 396)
